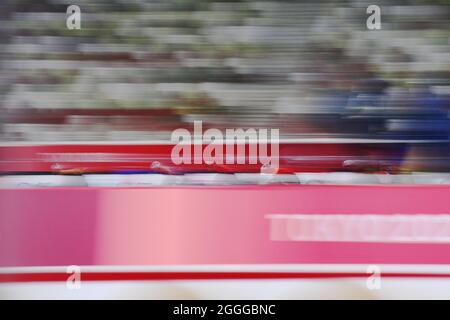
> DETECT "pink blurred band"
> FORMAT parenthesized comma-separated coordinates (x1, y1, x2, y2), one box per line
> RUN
(2, 185, 450, 267)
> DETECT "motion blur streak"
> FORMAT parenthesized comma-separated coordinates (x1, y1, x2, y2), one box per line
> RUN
(0, 1, 449, 175)
(2, 2, 450, 300)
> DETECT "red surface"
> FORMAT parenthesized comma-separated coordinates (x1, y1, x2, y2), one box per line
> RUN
(0, 142, 401, 173)
(2, 271, 450, 283)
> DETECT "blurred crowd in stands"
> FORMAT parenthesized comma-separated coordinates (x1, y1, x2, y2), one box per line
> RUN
(0, 0, 449, 142)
